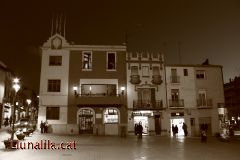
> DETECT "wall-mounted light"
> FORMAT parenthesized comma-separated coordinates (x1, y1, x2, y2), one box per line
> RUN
(121, 86, 125, 95)
(73, 86, 78, 96)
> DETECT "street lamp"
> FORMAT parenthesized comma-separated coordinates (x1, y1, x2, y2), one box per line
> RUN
(11, 78, 20, 141)
(26, 99, 31, 117)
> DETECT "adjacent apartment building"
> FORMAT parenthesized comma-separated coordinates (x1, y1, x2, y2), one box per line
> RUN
(224, 76, 240, 125)
(38, 33, 224, 136)
(165, 65, 224, 136)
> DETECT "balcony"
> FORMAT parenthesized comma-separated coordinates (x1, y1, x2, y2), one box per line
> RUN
(130, 75, 141, 84)
(75, 94, 124, 106)
(133, 100, 164, 110)
(152, 75, 163, 85)
(170, 76, 180, 83)
(197, 99, 213, 108)
(169, 99, 184, 109)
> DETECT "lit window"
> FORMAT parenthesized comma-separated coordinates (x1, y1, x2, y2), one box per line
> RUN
(104, 108, 119, 123)
(48, 79, 61, 92)
(82, 52, 92, 70)
(107, 52, 116, 70)
(196, 70, 205, 79)
(49, 56, 62, 66)
(46, 107, 60, 120)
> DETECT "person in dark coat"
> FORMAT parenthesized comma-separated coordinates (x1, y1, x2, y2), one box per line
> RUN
(4, 117, 9, 127)
(174, 125, 178, 137)
(44, 121, 48, 133)
(40, 121, 44, 133)
(9, 116, 12, 127)
(134, 123, 138, 135)
(172, 124, 176, 136)
(182, 123, 188, 136)
(138, 122, 143, 139)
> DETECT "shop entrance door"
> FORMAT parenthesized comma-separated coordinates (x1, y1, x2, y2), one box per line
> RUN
(170, 118, 185, 136)
(134, 116, 149, 135)
(79, 109, 94, 134)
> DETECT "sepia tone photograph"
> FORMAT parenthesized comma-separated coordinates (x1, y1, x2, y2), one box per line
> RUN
(0, 0, 240, 160)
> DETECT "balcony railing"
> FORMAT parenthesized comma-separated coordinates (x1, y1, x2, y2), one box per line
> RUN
(152, 75, 163, 85)
(169, 99, 184, 108)
(197, 99, 213, 108)
(133, 100, 163, 110)
(130, 75, 141, 84)
(170, 76, 180, 83)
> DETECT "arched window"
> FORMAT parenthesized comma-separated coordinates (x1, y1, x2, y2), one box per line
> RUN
(104, 108, 119, 123)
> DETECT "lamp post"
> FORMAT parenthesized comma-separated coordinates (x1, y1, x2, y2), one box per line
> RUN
(26, 99, 31, 118)
(11, 78, 20, 141)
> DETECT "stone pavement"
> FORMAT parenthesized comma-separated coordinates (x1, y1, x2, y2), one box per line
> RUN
(0, 128, 240, 160)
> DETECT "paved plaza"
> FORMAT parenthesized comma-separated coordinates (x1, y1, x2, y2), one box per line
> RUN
(0, 127, 240, 160)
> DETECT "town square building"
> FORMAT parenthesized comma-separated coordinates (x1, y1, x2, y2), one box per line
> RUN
(38, 32, 224, 136)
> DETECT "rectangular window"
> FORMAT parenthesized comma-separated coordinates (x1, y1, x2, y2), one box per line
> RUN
(82, 52, 92, 70)
(152, 66, 160, 75)
(132, 52, 138, 58)
(46, 107, 60, 120)
(184, 69, 188, 76)
(48, 79, 61, 92)
(171, 89, 179, 100)
(196, 70, 205, 79)
(107, 52, 116, 70)
(142, 66, 149, 77)
(49, 56, 62, 66)
(131, 66, 139, 75)
(198, 90, 207, 106)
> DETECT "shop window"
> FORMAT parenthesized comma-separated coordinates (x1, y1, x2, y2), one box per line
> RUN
(104, 108, 119, 123)
(46, 107, 60, 120)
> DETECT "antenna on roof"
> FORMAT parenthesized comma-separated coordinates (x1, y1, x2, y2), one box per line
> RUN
(177, 41, 182, 64)
(63, 13, 66, 38)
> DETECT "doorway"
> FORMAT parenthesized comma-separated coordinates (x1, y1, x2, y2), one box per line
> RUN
(134, 116, 149, 135)
(170, 118, 185, 136)
(78, 108, 94, 134)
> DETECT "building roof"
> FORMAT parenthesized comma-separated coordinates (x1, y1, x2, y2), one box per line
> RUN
(165, 64, 222, 68)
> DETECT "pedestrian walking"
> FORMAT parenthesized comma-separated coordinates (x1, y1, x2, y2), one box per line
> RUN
(182, 123, 188, 136)
(40, 121, 44, 133)
(9, 116, 12, 127)
(138, 122, 143, 139)
(4, 117, 9, 127)
(134, 123, 138, 135)
(200, 123, 207, 142)
(44, 120, 48, 133)
(174, 125, 178, 137)
(172, 124, 176, 136)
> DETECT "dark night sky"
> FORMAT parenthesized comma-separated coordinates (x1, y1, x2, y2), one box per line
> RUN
(1, 0, 240, 93)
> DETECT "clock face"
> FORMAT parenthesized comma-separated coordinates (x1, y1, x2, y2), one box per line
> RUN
(52, 37, 62, 49)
